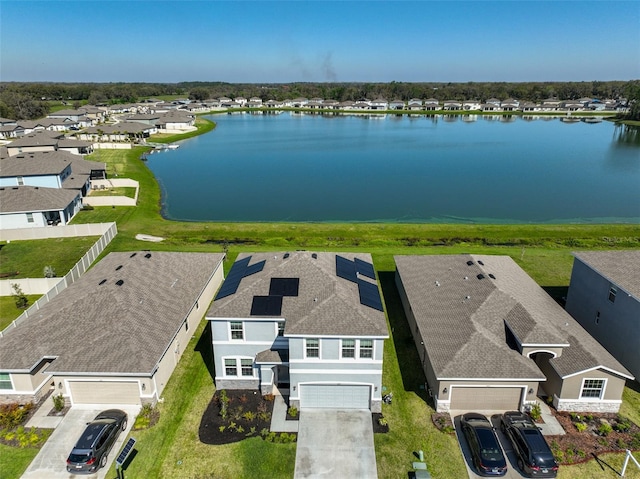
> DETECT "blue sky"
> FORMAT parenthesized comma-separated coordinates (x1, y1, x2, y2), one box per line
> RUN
(2, 0, 638, 83)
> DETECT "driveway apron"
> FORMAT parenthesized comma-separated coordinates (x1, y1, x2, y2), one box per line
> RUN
(21, 405, 139, 479)
(294, 409, 377, 479)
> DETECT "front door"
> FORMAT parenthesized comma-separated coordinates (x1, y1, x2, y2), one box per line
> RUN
(275, 365, 289, 388)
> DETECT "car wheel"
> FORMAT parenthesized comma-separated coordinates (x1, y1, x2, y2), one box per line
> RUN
(121, 418, 127, 431)
(100, 454, 107, 469)
(517, 458, 524, 472)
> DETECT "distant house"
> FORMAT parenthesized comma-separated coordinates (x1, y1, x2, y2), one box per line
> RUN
(155, 111, 195, 131)
(389, 100, 405, 110)
(0, 252, 225, 406)
(207, 252, 389, 412)
(395, 254, 632, 413)
(81, 122, 156, 141)
(443, 101, 462, 110)
(370, 99, 389, 110)
(463, 101, 481, 111)
(6, 131, 63, 157)
(565, 251, 640, 383)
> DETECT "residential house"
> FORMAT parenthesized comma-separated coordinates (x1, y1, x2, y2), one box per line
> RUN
(443, 101, 462, 111)
(0, 185, 82, 228)
(206, 252, 389, 412)
(6, 131, 63, 157)
(565, 251, 640, 383)
(0, 252, 225, 405)
(155, 111, 195, 131)
(462, 101, 481, 111)
(389, 100, 405, 110)
(395, 255, 632, 413)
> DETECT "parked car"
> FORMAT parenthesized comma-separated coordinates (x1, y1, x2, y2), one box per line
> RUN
(500, 411, 559, 478)
(460, 412, 507, 476)
(66, 409, 128, 474)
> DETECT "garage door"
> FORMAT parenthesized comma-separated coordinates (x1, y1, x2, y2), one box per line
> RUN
(300, 385, 370, 409)
(69, 381, 141, 405)
(450, 387, 522, 411)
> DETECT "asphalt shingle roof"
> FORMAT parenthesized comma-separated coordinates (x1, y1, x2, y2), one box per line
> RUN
(0, 186, 80, 213)
(0, 252, 224, 375)
(395, 254, 632, 380)
(207, 252, 388, 338)
(573, 251, 640, 300)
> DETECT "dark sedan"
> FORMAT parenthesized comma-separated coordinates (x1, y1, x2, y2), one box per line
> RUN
(460, 412, 507, 476)
(500, 411, 559, 478)
(66, 409, 128, 474)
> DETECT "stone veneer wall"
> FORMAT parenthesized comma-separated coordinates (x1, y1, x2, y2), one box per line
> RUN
(555, 399, 621, 413)
(215, 378, 259, 391)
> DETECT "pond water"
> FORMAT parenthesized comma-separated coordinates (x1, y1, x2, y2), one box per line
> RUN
(146, 113, 640, 223)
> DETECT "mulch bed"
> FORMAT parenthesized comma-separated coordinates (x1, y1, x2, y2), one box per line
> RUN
(546, 411, 640, 464)
(372, 413, 389, 433)
(431, 412, 455, 434)
(198, 390, 276, 445)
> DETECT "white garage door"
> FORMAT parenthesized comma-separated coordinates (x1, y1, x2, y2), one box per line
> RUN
(300, 384, 370, 409)
(450, 387, 522, 411)
(69, 381, 141, 405)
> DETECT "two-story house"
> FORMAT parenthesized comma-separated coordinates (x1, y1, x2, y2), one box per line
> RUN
(206, 252, 389, 412)
(565, 251, 640, 383)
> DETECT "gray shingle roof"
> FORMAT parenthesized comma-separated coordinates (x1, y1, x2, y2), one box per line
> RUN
(395, 254, 631, 380)
(0, 186, 80, 213)
(573, 251, 640, 300)
(0, 252, 225, 375)
(207, 252, 388, 338)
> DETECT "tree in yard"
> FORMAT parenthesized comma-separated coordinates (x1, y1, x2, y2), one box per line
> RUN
(11, 283, 29, 309)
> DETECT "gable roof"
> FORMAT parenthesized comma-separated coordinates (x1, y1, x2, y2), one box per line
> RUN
(207, 252, 388, 338)
(395, 254, 632, 380)
(8, 131, 61, 148)
(0, 252, 224, 375)
(0, 185, 80, 213)
(572, 250, 640, 300)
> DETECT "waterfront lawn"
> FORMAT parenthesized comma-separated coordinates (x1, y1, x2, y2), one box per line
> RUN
(0, 237, 99, 278)
(0, 295, 42, 330)
(0, 443, 42, 479)
(87, 186, 136, 198)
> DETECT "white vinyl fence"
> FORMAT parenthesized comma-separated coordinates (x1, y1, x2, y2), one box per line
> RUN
(0, 222, 117, 337)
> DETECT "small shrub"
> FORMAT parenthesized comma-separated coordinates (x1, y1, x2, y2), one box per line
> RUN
(287, 406, 298, 418)
(236, 425, 244, 434)
(263, 393, 275, 402)
(219, 425, 226, 433)
(575, 422, 588, 432)
(598, 437, 609, 446)
(52, 394, 65, 412)
(257, 411, 271, 422)
(630, 433, 640, 449)
(442, 425, 455, 434)
(529, 402, 542, 421)
(43, 265, 56, 278)
(260, 428, 269, 437)
(378, 416, 388, 427)
(598, 422, 613, 437)
(576, 449, 586, 459)
(0, 403, 33, 428)
(219, 390, 229, 419)
(11, 283, 29, 309)
(614, 418, 631, 432)
(553, 450, 565, 463)
(247, 426, 257, 436)
(242, 411, 256, 422)
(617, 438, 627, 449)
(570, 412, 580, 422)
(585, 414, 594, 422)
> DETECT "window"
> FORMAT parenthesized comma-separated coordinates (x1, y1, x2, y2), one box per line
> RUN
(230, 321, 244, 340)
(224, 359, 238, 376)
(581, 379, 605, 399)
(277, 321, 285, 337)
(306, 338, 320, 358)
(359, 339, 374, 359)
(608, 286, 617, 303)
(17, 176, 24, 186)
(342, 339, 355, 358)
(26, 213, 34, 223)
(241, 359, 253, 376)
(0, 373, 12, 390)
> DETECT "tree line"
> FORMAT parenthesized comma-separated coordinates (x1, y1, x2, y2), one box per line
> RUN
(1, 80, 638, 121)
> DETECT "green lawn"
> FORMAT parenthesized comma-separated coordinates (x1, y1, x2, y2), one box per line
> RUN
(0, 295, 41, 331)
(0, 443, 42, 479)
(88, 186, 137, 198)
(0, 237, 99, 279)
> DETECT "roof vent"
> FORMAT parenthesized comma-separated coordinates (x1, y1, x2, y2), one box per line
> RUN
(312, 253, 317, 259)
(144, 253, 151, 259)
(116, 265, 123, 271)
(284, 253, 290, 259)
(130, 253, 137, 258)
(99, 279, 107, 285)
(478, 260, 485, 266)
(477, 274, 485, 280)
(489, 273, 496, 279)
(115, 279, 124, 286)
(466, 260, 474, 266)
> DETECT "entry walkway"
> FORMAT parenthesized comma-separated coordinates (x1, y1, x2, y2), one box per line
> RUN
(294, 409, 376, 479)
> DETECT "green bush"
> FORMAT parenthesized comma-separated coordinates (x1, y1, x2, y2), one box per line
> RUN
(529, 402, 542, 421)
(287, 406, 298, 418)
(575, 422, 588, 432)
(598, 422, 613, 436)
(52, 394, 65, 412)
(0, 403, 33, 428)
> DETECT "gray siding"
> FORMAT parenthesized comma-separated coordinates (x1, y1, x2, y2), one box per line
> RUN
(566, 258, 640, 381)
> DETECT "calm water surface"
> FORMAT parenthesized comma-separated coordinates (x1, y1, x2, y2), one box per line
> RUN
(146, 113, 640, 223)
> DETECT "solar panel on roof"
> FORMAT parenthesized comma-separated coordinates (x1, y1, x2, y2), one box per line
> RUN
(357, 279, 384, 312)
(215, 256, 252, 300)
(336, 255, 357, 282)
(244, 260, 266, 276)
(250, 295, 283, 316)
(354, 258, 376, 279)
(269, 278, 299, 297)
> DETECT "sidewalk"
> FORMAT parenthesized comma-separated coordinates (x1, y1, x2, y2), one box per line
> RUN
(536, 400, 566, 436)
(26, 393, 65, 429)
(270, 387, 299, 433)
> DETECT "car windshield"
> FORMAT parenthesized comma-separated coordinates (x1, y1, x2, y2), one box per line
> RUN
(533, 453, 558, 467)
(476, 429, 503, 462)
(68, 452, 92, 463)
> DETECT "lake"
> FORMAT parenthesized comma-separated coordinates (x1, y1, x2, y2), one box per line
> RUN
(146, 113, 640, 223)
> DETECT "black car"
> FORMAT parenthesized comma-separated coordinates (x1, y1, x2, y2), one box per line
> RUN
(66, 409, 128, 474)
(500, 411, 559, 478)
(460, 412, 507, 476)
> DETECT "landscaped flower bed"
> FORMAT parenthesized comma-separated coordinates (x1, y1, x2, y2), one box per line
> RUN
(0, 402, 52, 448)
(548, 412, 640, 464)
(198, 389, 296, 445)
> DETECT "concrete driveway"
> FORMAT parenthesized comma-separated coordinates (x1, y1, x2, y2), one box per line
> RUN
(453, 412, 528, 479)
(294, 409, 377, 479)
(21, 405, 140, 479)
